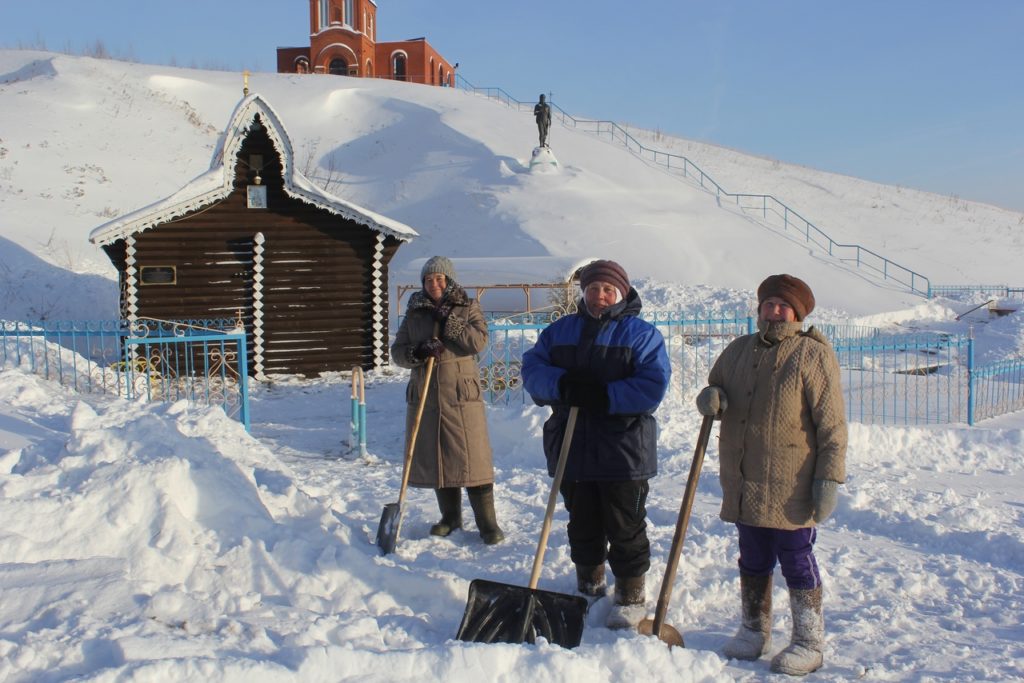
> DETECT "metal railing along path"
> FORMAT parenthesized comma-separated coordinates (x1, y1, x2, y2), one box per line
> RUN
(455, 75, 931, 297)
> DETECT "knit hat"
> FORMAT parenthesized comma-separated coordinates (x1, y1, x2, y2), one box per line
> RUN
(757, 274, 815, 321)
(420, 255, 457, 284)
(579, 259, 630, 299)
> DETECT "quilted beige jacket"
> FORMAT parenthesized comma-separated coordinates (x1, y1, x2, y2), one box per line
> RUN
(708, 321, 847, 529)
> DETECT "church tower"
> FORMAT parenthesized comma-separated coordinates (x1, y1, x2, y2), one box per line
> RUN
(277, 1, 455, 87)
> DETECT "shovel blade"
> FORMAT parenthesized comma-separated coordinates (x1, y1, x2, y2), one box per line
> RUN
(637, 617, 685, 648)
(455, 578, 589, 649)
(376, 502, 400, 555)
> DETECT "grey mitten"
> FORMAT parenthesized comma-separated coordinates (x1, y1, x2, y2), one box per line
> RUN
(695, 385, 728, 417)
(812, 479, 839, 523)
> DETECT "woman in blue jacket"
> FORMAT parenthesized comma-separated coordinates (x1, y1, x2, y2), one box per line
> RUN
(522, 259, 671, 629)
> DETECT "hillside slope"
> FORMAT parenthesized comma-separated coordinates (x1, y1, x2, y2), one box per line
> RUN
(1, 50, 1021, 321)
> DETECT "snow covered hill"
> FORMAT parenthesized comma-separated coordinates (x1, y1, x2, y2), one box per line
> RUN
(2, 50, 1022, 321)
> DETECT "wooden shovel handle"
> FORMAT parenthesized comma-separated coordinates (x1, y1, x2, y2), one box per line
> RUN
(650, 414, 715, 637)
(528, 406, 579, 590)
(394, 355, 436, 529)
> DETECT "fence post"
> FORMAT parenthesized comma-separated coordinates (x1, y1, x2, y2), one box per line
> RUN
(349, 366, 367, 456)
(122, 336, 134, 401)
(236, 333, 250, 432)
(967, 334, 975, 426)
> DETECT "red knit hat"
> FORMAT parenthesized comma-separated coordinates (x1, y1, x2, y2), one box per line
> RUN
(757, 274, 815, 321)
(579, 259, 630, 299)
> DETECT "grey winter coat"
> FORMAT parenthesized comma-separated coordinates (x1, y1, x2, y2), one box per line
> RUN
(391, 285, 494, 489)
(708, 321, 847, 530)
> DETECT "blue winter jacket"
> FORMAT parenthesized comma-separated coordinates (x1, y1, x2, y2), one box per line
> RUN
(521, 289, 671, 481)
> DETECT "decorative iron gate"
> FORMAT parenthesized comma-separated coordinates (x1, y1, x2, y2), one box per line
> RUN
(1, 317, 250, 431)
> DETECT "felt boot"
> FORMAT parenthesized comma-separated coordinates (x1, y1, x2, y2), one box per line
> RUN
(723, 573, 773, 660)
(429, 487, 462, 537)
(770, 586, 824, 676)
(606, 575, 646, 629)
(575, 564, 607, 598)
(467, 484, 505, 545)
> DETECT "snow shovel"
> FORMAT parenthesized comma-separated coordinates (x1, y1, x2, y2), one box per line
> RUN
(637, 414, 715, 647)
(456, 406, 589, 648)
(375, 355, 436, 555)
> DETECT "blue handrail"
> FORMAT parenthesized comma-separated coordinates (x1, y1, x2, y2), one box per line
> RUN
(455, 75, 931, 297)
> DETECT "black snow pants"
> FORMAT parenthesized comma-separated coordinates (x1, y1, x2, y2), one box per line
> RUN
(558, 478, 651, 578)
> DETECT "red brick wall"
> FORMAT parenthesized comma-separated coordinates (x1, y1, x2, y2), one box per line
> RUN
(276, 47, 311, 74)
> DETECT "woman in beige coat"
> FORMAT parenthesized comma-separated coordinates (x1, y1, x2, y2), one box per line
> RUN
(391, 256, 504, 545)
(697, 274, 847, 676)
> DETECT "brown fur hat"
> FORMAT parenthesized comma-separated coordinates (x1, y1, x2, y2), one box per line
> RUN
(757, 274, 815, 321)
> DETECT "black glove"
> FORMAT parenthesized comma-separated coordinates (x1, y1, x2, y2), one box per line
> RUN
(412, 338, 444, 361)
(558, 372, 609, 413)
(433, 300, 454, 323)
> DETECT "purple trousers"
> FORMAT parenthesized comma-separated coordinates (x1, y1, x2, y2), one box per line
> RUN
(736, 522, 821, 590)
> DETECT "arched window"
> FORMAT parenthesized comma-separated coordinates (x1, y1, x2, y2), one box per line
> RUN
(366, 59, 373, 77)
(393, 54, 407, 82)
(329, 58, 348, 75)
(438, 64, 444, 86)
(429, 57, 435, 84)
(345, 0, 355, 28)
(296, 58, 309, 74)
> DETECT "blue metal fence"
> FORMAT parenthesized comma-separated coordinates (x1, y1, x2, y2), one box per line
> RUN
(7, 314, 1020, 429)
(833, 332, 969, 425)
(1, 318, 250, 431)
(479, 314, 1021, 426)
(928, 284, 1024, 300)
(970, 356, 1024, 422)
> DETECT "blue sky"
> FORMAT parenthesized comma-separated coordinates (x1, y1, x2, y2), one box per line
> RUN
(3, 0, 1022, 211)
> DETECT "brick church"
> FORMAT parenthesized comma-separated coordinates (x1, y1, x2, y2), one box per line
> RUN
(277, 0, 455, 86)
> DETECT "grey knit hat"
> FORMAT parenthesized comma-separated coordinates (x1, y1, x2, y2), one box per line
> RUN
(420, 255, 457, 283)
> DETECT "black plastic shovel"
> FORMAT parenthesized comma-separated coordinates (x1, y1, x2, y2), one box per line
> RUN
(376, 356, 436, 555)
(456, 406, 589, 648)
(637, 414, 715, 647)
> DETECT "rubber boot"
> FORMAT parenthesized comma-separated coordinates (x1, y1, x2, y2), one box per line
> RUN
(606, 575, 646, 629)
(575, 564, 607, 598)
(723, 573, 773, 660)
(770, 586, 824, 676)
(429, 487, 462, 537)
(466, 484, 505, 545)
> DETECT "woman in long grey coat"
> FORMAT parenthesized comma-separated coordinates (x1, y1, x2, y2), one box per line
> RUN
(390, 256, 504, 544)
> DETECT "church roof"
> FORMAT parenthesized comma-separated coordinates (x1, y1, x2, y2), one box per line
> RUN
(90, 93, 418, 246)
